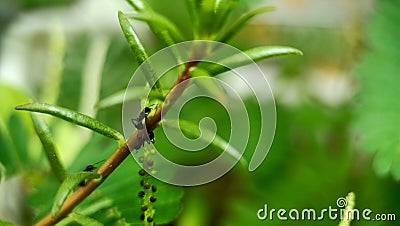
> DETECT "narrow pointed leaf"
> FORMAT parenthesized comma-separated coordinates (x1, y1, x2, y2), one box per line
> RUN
(185, 0, 200, 38)
(216, 6, 275, 43)
(125, 1, 182, 61)
(118, 11, 162, 92)
(125, 0, 148, 11)
(15, 103, 125, 144)
(31, 112, 66, 182)
(130, 12, 184, 42)
(214, 0, 223, 13)
(200, 46, 303, 76)
(96, 87, 165, 110)
(68, 212, 103, 226)
(52, 172, 101, 217)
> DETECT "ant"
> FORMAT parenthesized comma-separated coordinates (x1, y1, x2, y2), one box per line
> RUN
(79, 160, 104, 186)
(131, 107, 151, 130)
(131, 107, 156, 149)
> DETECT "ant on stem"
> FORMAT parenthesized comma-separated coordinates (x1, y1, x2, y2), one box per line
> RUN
(131, 107, 155, 149)
(79, 160, 104, 186)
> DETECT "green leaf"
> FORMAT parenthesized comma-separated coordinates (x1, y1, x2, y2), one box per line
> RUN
(197, 0, 237, 39)
(185, 0, 200, 38)
(118, 11, 162, 92)
(15, 102, 125, 145)
(68, 212, 104, 226)
(52, 172, 101, 217)
(129, 12, 184, 42)
(30, 112, 66, 182)
(125, 1, 183, 62)
(0, 219, 17, 226)
(214, 0, 223, 13)
(352, 0, 400, 180)
(216, 6, 275, 43)
(96, 87, 165, 110)
(163, 119, 247, 166)
(198, 46, 303, 76)
(125, 0, 148, 11)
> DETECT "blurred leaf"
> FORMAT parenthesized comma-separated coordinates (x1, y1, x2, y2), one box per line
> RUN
(68, 212, 103, 226)
(0, 162, 5, 183)
(15, 102, 125, 145)
(202, 0, 237, 39)
(130, 12, 184, 42)
(118, 11, 162, 93)
(96, 87, 165, 110)
(40, 21, 65, 105)
(0, 85, 36, 174)
(0, 219, 16, 226)
(2, 112, 36, 173)
(216, 6, 275, 43)
(52, 172, 101, 217)
(31, 113, 66, 182)
(185, 0, 200, 38)
(353, 0, 400, 180)
(125, 1, 182, 61)
(214, 0, 223, 13)
(198, 46, 302, 76)
(125, 0, 147, 11)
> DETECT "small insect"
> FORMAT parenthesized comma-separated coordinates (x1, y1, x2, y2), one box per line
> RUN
(131, 107, 156, 149)
(131, 107, 151, 130)
(79, 160, 104, 186)
(147, 131, 155, 143)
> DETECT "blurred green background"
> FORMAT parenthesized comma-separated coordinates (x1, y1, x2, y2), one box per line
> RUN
(1, 0, 399, 225)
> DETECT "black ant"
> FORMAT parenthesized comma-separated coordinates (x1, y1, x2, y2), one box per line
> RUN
(131, 107, 151, 130)
(131, 107, 156, 149)
(146, 131, 155, 144)
(79, 160, 104, 186)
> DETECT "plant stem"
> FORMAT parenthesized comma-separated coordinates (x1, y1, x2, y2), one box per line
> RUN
(35, 62, 198, 226)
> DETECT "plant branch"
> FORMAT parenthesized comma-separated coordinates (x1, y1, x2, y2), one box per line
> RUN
(35, 62, 198, 226)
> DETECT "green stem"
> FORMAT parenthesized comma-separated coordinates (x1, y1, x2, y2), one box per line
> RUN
(31, 113, 66, 182)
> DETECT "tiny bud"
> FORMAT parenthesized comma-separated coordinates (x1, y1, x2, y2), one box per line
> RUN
(143, 182, 151, 189)
(141, 205, 148, 211)
(140, 214, 145, 220)
(139, 169, 146, 176)
(147, 160, 154, 167)
(138, 191, 145, 198)
(140, 180, 144, 186)
(151, 185, 157, 192)
(138, 156, 145, 163)
(147, 217, 154, 223)
(150, 196, 157, 202)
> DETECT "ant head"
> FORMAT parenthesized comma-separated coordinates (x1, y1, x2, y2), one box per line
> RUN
(84, 165, 97, 171)
(144, 107, 151, 115)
